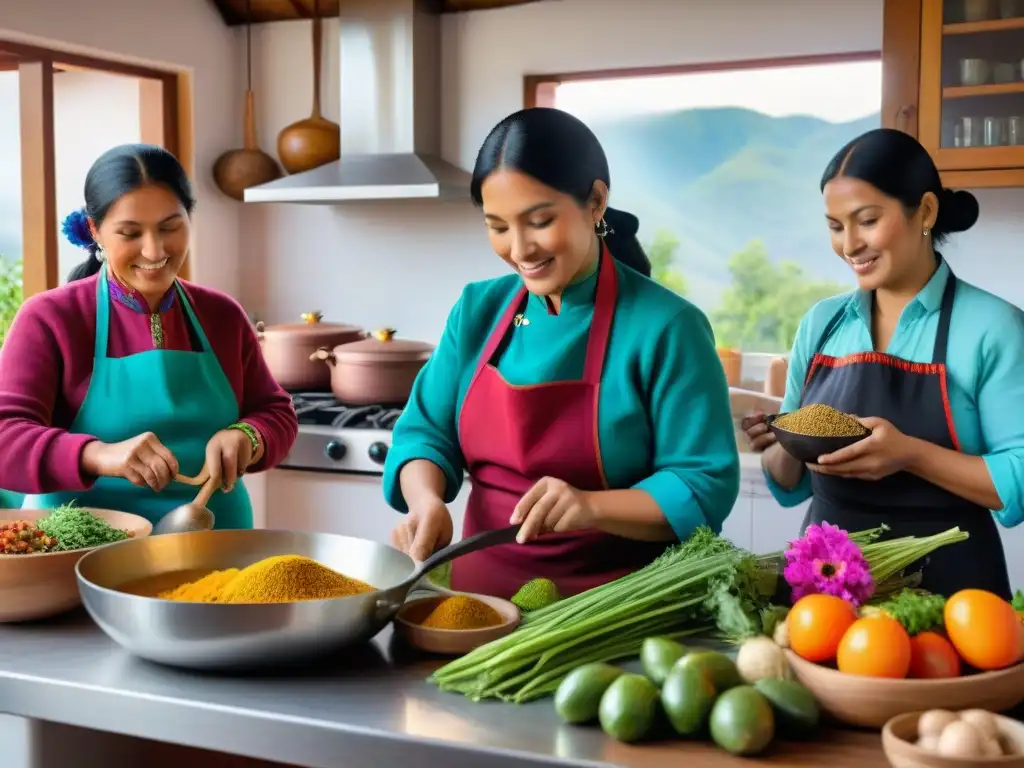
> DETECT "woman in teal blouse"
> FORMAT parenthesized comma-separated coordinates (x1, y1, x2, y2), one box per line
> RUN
(383, 107, 740, 598)
(744, 128, 1021, 600)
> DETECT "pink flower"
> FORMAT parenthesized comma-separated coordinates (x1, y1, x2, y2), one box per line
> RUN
(784, 522, 874, 606)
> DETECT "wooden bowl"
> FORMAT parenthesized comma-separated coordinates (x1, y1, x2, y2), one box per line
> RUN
(0, 508, 151, 623)
(394, 594, 520, 656)
(785, 650, 1024, 729)
(767, 412, 870, 463)
(883, 711, 1024, 767)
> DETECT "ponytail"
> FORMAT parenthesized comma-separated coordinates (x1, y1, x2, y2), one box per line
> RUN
(603, 207, 651, 278)
(61, 208, 103, 282)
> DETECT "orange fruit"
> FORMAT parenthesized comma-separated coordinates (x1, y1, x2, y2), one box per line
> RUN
(944, 589, 1023, 671)
(908, 631, 962, 679)
(837, 615, 911, 678)
(787, 594, 858, 663)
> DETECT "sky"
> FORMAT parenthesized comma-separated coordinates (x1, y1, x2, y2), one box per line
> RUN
(556, 60, 883, 124)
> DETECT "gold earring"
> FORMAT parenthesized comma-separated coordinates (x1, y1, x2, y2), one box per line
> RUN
(923, 228, 930, 237)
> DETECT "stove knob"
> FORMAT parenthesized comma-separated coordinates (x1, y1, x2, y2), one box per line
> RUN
(324, 440, 347, 461)
(368, 441, 389, 465)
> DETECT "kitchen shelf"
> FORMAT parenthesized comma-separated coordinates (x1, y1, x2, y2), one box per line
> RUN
(942, 82, 1024, 98)
(942, 17, 1024, 34)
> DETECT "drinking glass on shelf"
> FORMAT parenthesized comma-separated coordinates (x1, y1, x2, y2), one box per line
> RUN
(983, 116, 1006, 146)
(964, 0, 994, 21)
(953, 116, 983, 147)
(959, 58, 992, 86)
(1008, 116, 1023, 146)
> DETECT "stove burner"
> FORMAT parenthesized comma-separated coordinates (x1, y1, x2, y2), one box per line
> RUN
(290, 392, 403, 430)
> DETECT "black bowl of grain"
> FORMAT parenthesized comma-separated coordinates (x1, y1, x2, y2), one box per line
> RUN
(766, 404, 871, 464)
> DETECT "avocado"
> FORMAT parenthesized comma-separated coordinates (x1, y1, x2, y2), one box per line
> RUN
(674, 650, 743, 692)
(640, 637, 688, 687)
(753, 678, 820, 739)
(598, 674, 660, 743)
(660, 661, 717, 736)
(709, 686, 776, 757)
(553, 663, 624, 725)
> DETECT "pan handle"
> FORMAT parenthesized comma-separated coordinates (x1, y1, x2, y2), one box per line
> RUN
(399, 524, 522, 591)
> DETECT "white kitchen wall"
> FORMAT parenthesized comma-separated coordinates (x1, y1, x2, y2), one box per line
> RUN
(0, 0, 242, 295)
(53, 70, 141, 282)
(239, 0, 1024, 339)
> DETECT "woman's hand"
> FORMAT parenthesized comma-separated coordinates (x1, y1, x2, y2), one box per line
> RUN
(741, 411, 776, 453)
(809, 417, 916, 481)
(81, 432, 179, 491)
(391, 499, 453, 562)
(512, 477, 595, 544)
(204, 429, 255, 493)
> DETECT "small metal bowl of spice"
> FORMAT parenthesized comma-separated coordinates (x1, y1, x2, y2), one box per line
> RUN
(0, 504, 151, 623)
(394, 594, 521, 656)
(767, 403, 871, 464)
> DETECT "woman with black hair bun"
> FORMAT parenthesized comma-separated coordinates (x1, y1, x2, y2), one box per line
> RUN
(744, 127, 1023, 599)
(383, 107, 740, 598)
(0, 144, 297, 527)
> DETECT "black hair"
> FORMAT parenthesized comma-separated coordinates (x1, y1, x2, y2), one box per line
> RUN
(65, 144, 197, 282)
(820, 128, 979, 245)
(470, 107, 651, 277)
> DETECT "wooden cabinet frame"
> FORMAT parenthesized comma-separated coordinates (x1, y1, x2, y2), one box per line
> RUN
(1, 40, 193, 296)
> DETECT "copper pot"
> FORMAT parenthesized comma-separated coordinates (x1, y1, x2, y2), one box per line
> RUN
(256, 312, 365, 391)
(311, 329, 434, 405)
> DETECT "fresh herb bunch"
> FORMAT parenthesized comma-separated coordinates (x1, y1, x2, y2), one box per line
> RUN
(872, 589, 947, 635)
(37, 502, 130, 551)
(1012, 589, 1024, 612)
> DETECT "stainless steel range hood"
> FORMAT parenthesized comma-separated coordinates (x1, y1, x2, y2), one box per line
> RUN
(244, 0, 470, 204)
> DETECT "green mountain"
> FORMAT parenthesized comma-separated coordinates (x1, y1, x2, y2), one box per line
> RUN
(589, 107, 880, 309)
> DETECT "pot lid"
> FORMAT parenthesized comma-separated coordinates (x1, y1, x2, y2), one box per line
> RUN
(257, 312, 364, 339)
(334, 328, 434, 363)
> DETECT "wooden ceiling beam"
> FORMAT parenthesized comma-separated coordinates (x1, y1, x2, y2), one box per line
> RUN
(207, 0, 545, 25)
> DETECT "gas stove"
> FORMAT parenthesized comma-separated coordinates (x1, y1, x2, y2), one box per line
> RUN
(280, 392, 402, 474)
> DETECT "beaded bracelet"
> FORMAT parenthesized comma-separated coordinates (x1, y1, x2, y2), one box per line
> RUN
(228, 422, 261, 464)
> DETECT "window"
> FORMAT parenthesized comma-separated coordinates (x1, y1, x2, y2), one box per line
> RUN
(527, 53, 882, 391)
(0, 42, 187, 344)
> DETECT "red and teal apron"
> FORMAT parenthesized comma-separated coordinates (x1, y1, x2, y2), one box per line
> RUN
(451, 247, 667, 598)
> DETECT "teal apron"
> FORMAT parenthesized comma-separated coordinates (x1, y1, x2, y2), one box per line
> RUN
(21, 265, 252, 528)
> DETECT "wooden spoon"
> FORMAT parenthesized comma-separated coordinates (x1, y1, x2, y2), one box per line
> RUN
(277, 0, 340, 174)
(213, 0, 282, 200)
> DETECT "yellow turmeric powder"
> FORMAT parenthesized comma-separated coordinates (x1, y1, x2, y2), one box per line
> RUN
(159, 555, 375, 604)
(158, 568, 241, 602)
(419, 596, 503, 630)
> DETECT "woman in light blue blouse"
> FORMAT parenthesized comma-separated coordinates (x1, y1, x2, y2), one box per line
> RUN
(744, 128, 1020, 600)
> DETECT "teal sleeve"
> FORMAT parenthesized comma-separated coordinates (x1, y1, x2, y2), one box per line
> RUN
(382, 294, 467, 513)
(976, 306, 1024, 528)
(632, 304, 740, 538)
(763, 310, 814, 507)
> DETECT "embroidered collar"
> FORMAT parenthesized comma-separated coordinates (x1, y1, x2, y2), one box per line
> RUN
(108, 275, 177, 315)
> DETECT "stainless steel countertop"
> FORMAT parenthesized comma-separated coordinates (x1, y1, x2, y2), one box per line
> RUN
(0, 610, 628, 768)
(0, 610, 886, 768)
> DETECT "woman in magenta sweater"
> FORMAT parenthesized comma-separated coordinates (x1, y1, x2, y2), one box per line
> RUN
(0, 144, 297, 527)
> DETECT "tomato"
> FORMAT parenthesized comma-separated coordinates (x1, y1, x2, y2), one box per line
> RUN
(944, 589, 1023, 671)
(788, 594, 858, 663)
(908, 631, 962, 679)
(837, 615, 912, 678)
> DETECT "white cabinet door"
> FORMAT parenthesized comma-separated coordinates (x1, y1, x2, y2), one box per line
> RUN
(999, 524, 1024, 591)
(721, 488, 754, 551)
(751, 490, 809, 557)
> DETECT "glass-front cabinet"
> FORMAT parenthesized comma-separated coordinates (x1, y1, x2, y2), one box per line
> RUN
(918, 0, 1024, 179)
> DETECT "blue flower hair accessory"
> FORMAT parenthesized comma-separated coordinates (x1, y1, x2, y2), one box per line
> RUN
(61, 208, 95, 250)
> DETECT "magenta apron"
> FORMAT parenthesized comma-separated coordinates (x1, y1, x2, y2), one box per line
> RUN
(451, 248, 667, 598)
